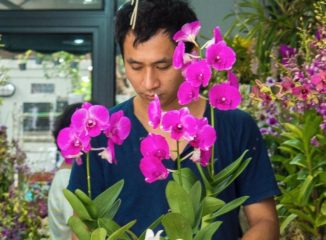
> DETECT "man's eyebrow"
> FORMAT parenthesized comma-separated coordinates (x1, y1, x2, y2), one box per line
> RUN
(126, 58, 142, 64)
(153, 57, 172, 64)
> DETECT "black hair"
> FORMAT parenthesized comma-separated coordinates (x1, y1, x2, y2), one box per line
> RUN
(52, 103, 83, 149)
(115, 0, 198, 56)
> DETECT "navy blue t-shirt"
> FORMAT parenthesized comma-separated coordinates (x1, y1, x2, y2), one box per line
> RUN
(68, 98, 280, 239)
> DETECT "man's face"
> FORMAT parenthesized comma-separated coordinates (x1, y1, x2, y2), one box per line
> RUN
(123, 30, 183, 109)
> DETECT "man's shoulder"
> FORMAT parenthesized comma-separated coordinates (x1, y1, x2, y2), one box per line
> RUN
(109, 97, 133, 115)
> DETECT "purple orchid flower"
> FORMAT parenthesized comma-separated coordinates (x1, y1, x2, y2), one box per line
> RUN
(185, 60, 212, 87)
(139, 156, 169, 183)
(173, 20, 201, 43)
(71, 104, 110, 137)
(177, 81, 200, 105)
(206, 41, 236, 71)
(57, 127, 90, 164)
(208, 83, 241, 110)
(213, 26, 223, 43)
(173, 41, 186, 69)
(161, 108, 197, 141)
(140, 134, 170, 160)
(190, 147, 212, 167)
(148, 95, 162, 129)
(227, 71, 239, 89)
(105, 110, 131, 145)
(189, 118, 217, 151)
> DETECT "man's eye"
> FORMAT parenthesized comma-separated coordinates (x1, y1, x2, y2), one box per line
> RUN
(156, 64, 171, 70)
(130, 65, 142, 71)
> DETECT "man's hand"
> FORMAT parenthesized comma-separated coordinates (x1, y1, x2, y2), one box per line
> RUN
(242, 198, 279, 240)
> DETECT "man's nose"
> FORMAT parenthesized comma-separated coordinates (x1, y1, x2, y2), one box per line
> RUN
(144, 68, 159, 90)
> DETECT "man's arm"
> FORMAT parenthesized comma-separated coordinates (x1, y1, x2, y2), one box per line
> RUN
(242, 197, 280, 240)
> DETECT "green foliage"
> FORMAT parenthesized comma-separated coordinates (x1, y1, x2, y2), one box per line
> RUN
(225, 0, 321, 79)
(0, 127, 14, 196)
(273, 110, 326, 238)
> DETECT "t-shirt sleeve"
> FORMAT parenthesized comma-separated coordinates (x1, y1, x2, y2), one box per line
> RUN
(235, 112, 280, 205)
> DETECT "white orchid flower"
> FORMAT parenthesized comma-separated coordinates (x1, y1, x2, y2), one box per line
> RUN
(144, 229, 163, 240)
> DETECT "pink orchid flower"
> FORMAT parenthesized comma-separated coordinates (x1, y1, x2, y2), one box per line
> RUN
(139, 156, 169, 183)
(189, 118, 216, 151)
(173, 20, 201, 43)
(98, 139, 116, 164)
(105, 110, 131, 145)
(140, 134, 170, 160)
(185, 60, 212, 87)
(177, 81, 200, 105)
(206, 41, 236, 71)
(208, 83, 241, 110)
(292, 84, 311, 100)
(213, 26, 224, 43)
(161, 108, 197, 141)
(148, 95, 162, 129)
(57, 127, 91, 163)
(227, 71, 239, 89)
(71, 104, 110, 137)
(173, 41, 186, 69)
(190, 147, 212, 167)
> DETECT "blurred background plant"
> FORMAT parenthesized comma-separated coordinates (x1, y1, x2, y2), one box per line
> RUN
(226, 0, 320, 80)
(239, 1, 326, 239)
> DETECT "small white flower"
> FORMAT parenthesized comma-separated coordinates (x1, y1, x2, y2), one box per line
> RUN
(144, 229, 163, 240)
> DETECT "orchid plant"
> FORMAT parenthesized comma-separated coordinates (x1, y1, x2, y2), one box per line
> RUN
(61, 21, 251, 240)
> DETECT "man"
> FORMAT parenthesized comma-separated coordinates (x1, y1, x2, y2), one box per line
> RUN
(68, 0, 280, 239)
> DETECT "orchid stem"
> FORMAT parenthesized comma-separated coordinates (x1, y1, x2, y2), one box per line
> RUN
(86, 152, 91, 198)
(180, 151, 194, 161)
(176, 140, 183, 186)
(210, 106, 215, 177)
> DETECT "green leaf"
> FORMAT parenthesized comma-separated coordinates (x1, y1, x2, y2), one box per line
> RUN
(280, 214, 297, 234)
(321, 201, 326, 216)
(93, 180, 124, 218)
(172, 167, 198, 193)
(282, 123, 303, 138)
(138, 215, 164, 240)
(207, 196, 249, 220)
(67, 215, 91, 240)
(316, 215, 326, 227)
(75, 189, 98, 219)
(282, 139, 304, 153)
(212, 159, 251, 196)
(297, 175, 314, 206)
(193, 221, 222, 240)
(303, 110, 322, 141)
(63, 189, 93, 221)
(189, 181, 202, 219)
(103, 199, 121, 219)
(91, 228, 107, 240)
(108, 220, 137, 240)
(166, 181, 195, 226)
(98, 218, 129, 239)
(162, 213, 193, 240)
(212, 150, 248, 184)
(289, 153, 306, 168)
(202, 197, 225, 216)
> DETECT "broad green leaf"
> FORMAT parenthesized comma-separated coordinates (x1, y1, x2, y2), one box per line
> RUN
(172, 168, 198, 193)
(138, 215, 164, 240)
(318, 172, 326, 185)
(91, 228, 107, 240)
(75, 189, 98, 218)
(63, 189, 93, 221)
(193, 221, 222, 240)
(213, 150, 248, 184)
(280, 214, 297, 234)
(303, 110, 322, 141)
(206, 196, 249, 220)
(322, 201, 326, 216)
(288, 209, 314, 224)
(94, 180, 124, 218)
(108, 220, 137, 240)
(162, 213, 193, 240)
(278, 146, 297, 155)
(190, 181, 202, 219)
(297, 175, 314, 206)
(67, 216, 91, 240)
(212, 159, 251, 196)
(166, 181, 195, 226)
(202, 197, 225, 216)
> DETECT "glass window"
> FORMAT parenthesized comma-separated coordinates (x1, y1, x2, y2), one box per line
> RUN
(0, 33, 92, 172)
(0, 0, 103, 10)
